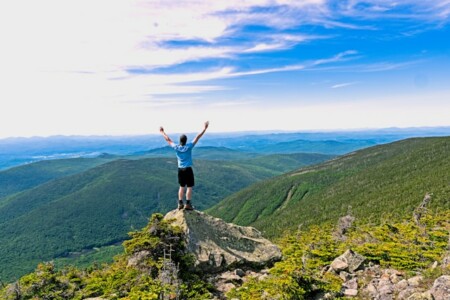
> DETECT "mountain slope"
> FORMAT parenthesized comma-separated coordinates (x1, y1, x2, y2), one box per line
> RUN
(0, 152, 331, 281)
(0, 157, 113, 200)
(208, 137, 450, 237)
(249, 139, 377, 154)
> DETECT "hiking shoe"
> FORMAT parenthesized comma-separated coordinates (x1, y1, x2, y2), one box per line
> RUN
(177, 202, 184, 210)
(184, 203, 194, 210)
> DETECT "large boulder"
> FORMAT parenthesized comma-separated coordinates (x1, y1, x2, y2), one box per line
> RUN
(430, 275, 450, 300)
(164, 209, 282, 273)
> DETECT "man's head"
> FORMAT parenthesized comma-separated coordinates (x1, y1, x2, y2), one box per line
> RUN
(179, 134, 187, 146)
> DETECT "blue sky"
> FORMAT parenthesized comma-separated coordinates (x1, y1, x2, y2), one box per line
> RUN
(0, 0, 449, 137)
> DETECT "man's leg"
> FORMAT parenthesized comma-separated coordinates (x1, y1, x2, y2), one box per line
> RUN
(185, 187, 194, 210)
(178, 186, 185, 209)
(178, 186, 185, 200)
(186, 187, 193, 200)
(184, 168, 195, 210)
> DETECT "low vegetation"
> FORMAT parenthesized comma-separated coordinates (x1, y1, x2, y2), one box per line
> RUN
(2, 208, 448, 300)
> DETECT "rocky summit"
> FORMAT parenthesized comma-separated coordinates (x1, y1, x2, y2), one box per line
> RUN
(164, 209, 282, 273)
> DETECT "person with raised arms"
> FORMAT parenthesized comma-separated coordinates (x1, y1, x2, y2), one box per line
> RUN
(159, 121, 209, 210)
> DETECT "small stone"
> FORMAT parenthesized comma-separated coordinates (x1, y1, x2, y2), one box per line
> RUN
(407, 276, 423, 287)
(430, 261, 438, 270)
(216, 282, 236, 293)
(395, 279, 409, 291)
(339, 271, 351, 281)
(390, 273, 402, 284)
(330, 249, 366, 273)
(365, 283, 378, 297)
(343, 288, 358, 297)
(235, 268, 245, 277)
(442, 255, 450, 269)
(257, 273, 268, 281)
(407, 291, 433, 300)
(330, 257, 348, 272)
(343, 278, 358, 290)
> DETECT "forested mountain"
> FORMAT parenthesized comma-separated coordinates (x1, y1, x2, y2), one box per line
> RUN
(0, 151, 331, 281)
(208, 137, 450, 237)
(0, 157, 114, 200)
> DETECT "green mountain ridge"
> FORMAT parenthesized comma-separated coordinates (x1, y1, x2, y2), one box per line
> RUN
(208, 137, 450, 237)
(0, 152, 331, 282)
(0, 157, 114, 200)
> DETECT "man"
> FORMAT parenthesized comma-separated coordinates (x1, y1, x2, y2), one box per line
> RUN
(159, 121, 209, 210)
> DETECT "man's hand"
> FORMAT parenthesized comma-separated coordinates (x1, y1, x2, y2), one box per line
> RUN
(159, 126, 164, 133)
(204, 121, 209, 129)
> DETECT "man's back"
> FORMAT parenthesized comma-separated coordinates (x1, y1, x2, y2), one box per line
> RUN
(172, 142, 194, 168)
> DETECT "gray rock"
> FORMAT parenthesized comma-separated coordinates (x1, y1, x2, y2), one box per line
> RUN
(431, 261, 438, 270)
(407, 291, 433, 300)
(219, 271, 242, 284)
(407, 276, 424, 287)
(343, 278, 358, 290)
(395, 279, 409, 292)
(333, 214, 355, 241)
(330, 258, 348, 272)
(313, 291, 337, 300)
(330, 249, 366, 273)
(235, 268, 245, 277)
(366, 282, 377, 295)
(398, 288, 419, 300)
(127, 250, 151, 268)
(442, 255, 450, 269)
(164, 210, 282, 273)
(430, 275, 450, 300)
(343, 288, 358, 297)
(215, 282, 236, 294)
(378, 275, 394, 299)
(339, 271, 352, 281)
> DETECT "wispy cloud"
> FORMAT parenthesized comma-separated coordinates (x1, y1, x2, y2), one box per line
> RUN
(309, 60, 425, 73)
(331, 82, 358, 89)
(336, 0, 450, 22)
(116, 50, 359, 99)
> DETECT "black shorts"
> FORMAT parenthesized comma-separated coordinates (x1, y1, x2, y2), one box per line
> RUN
(178, 167, 195, 187)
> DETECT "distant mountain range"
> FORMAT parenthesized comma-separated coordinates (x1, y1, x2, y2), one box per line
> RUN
(1, 126, 449, 170)
(208, 137, 450, 238)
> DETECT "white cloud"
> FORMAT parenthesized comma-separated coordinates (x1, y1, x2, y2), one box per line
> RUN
(337, 0, 450, 22)
(331, 82, 358, 88)
(0, 0, 449, 138)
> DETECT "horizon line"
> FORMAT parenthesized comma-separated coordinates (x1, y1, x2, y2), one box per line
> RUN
(1, 125, 450, 141)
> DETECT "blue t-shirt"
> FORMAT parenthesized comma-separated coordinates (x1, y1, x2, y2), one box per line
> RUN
(172, 142, 195, 168)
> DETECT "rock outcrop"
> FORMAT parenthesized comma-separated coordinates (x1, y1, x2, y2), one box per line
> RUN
(323, 249, 450, 300)
(164, 209, 282, 273)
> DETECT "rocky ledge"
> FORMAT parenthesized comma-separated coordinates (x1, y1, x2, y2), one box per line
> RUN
(164, 209, 282, 273)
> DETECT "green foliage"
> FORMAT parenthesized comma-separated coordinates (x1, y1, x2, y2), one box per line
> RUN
(2, 208, 449, 300)
(53, 244, 124, 271)
(229, 210, 450, 300)
(209, 137, 450, 238)
(343, 210, 450, 271)
(0, 213, 212, 300)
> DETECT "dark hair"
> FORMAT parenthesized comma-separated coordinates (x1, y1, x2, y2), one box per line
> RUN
(179, 134, 187, 146)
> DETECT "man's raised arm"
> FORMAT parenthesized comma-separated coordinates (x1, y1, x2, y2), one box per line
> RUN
(192, 121, 209, 145)
(159, 126, 174, 147)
